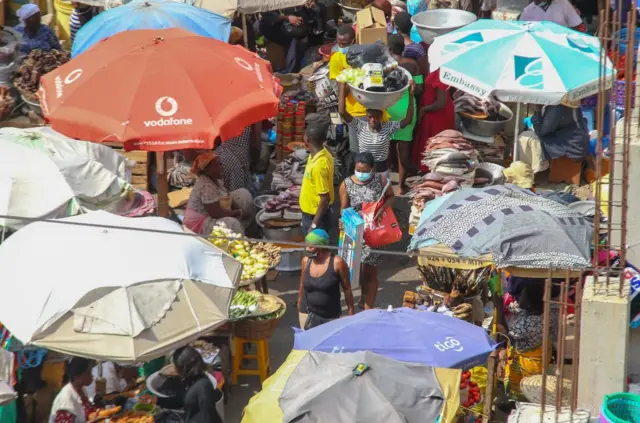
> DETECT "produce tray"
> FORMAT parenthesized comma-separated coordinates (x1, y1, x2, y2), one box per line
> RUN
(238, 271, 268, 287)
(229, 292, 284, 321)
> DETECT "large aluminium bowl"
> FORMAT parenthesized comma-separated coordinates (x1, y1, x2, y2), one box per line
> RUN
(459, 103, 513, 137)
(348, 67, 413, 111)
(411, 9, 477, 45)
(338, 1, 363, 21)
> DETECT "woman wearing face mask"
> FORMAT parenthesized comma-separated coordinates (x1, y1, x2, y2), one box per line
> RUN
(297, 229, 354, 330)
(339, 152, 395, 309)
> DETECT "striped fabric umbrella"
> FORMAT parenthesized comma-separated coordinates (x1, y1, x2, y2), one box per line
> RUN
(428, 19, 615, 105)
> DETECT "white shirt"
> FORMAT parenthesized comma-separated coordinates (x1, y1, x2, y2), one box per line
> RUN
(520, 0, 583, 28)
(85, 362, 126, 400)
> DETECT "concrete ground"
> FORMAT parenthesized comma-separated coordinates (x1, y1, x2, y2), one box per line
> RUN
(224, 181, 422, 422)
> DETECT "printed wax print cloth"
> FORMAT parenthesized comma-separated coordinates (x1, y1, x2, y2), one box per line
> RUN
(409, 185, 593, 269)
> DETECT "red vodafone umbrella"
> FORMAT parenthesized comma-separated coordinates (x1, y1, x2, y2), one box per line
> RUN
(38, 28, 282, 152)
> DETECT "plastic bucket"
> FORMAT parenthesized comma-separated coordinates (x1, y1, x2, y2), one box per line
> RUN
(54, 0, 74, 42)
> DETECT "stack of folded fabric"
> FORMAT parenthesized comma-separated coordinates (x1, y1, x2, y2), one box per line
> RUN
(271, 149, 309, 190)
(421, 130, 478, 187)
(259, 186, 303, 223)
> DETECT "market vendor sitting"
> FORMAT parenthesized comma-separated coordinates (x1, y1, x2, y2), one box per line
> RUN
(494, 282, 558, 400)
(15, 4, 62, 54)
(184, 151, 254, 236)
(85, 362, 138, 400)
(50, 357, 99, 423)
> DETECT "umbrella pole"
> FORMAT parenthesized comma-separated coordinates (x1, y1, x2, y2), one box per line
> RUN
(156, 152, 170, 218)
(242, 14, 249, 49)
(512, 102, 521, 162)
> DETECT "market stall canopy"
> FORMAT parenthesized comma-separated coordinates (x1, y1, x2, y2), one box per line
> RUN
(0, 211, 242, 362)
(39, 28, 282, 152)
(71, 0, 232, 58)
(0, 133, 130, 231)
(242, 350, 462, 423)
(293, 307, 497, 370)
(428, 20, 615, 105)
(409, 185, 593, 270)
(188, 0, 307, 18)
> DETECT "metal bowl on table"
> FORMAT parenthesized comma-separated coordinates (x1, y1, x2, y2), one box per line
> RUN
(459, 103, 513, 137)
(348, 67, 413, 111)
(255, 209, 303, 242)
(337, 1, 362, 21)
(411, 10, 477, 45)
(254, 195, 275, 210)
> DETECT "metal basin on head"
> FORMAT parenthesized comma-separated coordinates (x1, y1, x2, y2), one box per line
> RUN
(347, 67, 413, 111)
(411, 9, 477, 45)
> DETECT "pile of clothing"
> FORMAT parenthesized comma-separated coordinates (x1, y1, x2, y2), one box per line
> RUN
(271, 149, 308, 190)
(259, 186, 303, 223)
(421, 130, 478, 186)
(408, 130, 479, 232)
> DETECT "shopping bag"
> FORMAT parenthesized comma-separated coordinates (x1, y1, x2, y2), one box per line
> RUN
(362, 180, 402, 248)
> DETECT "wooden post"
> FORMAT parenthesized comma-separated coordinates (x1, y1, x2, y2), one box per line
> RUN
(242, 13, 249, 49)
(483, 354, 497, 421)
(156, 152, 169, 217)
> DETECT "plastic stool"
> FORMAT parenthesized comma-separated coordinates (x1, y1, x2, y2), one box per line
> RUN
(232, 337, 270, 384)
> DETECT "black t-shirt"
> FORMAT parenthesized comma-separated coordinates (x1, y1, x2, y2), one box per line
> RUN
(183, 375, 223, 423)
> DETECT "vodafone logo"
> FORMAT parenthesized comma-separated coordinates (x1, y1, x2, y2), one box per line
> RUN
(65, 69, 83, 84)
(54, 68, 83, 98)
(144, 96, 192, 128)
(155, 96, 178, 117)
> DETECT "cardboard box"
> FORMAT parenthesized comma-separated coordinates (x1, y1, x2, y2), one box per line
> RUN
(356, 7, 388, 45)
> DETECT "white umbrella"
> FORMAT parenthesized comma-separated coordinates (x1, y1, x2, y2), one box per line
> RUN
(0, 211, 242, 362)
(0, 130, 131, 231)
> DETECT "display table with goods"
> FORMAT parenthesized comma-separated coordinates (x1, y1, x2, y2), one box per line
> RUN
(12, 49, 70, 120)
(208, 222, 281, 288)
(229, 289, 286, 340)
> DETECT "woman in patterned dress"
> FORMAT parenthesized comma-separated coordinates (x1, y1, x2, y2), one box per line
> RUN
(339, 152, 395, 309)
(49, 358, 97, 423)
(183, 152, 254, 236)
(494, 282, 558, 400)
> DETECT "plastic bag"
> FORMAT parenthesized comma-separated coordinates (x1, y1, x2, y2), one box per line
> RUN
(362, 180, 402, 248)
(346, 41, 393, 69)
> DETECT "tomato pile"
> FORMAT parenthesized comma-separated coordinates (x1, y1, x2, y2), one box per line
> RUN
(460, 370, 482, 409)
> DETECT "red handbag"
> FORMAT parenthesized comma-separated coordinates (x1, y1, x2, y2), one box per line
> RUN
(362, 180, 402, 248)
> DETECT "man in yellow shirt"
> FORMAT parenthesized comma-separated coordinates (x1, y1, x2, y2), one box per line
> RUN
(299, 122, 334, 234)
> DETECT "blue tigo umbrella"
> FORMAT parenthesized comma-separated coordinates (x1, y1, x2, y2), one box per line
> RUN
(428, 19, 615, 105)
(71, 0, 231, 57)
(293, 307, 497, 370)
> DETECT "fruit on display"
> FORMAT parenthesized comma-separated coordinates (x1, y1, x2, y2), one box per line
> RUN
(252, 242, 281, 268)
(89, 407, 122, 419)
(452, 303, 473, 322)
(208, 222, 279, 281)
(459, 370, 482, 409)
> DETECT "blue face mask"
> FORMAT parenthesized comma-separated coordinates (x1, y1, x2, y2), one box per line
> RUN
(337, 46, 349, 54)
(355, 171, 372, 182)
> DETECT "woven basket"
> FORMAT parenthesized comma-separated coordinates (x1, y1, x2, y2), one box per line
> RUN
(600, 392, 640, 423)
(231, 297, 286, 340)
(520, 375, 572, 406)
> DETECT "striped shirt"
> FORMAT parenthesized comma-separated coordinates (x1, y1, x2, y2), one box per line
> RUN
(403, 42, 426, 61)
(350, 119, 401, 162)
(70, 7, 99, 44)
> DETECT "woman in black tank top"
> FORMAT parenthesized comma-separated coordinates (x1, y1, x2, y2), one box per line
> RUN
(297, 229, 355, 330)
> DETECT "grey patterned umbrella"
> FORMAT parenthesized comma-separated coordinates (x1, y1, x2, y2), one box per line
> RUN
(409, 185, 593, 269)
(279, 351, 445, 423)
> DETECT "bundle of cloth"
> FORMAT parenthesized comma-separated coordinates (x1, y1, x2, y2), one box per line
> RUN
(453, 91, 502, 118)
(421, 130, 478, 186)
(473, 136, 505, 164)
(271, 149, 309, 190)
(259, 186, 303, 223)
